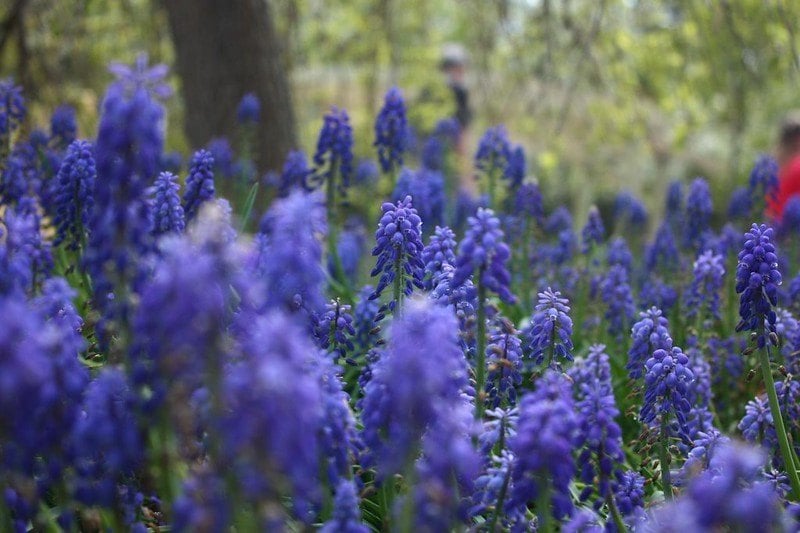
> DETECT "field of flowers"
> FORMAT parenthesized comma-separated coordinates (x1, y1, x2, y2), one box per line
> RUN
(1, 58, 800, 532)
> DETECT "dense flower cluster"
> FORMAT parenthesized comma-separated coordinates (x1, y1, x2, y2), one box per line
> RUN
(735, 223, 781, 346)
(311, 106, 354, 191)
(451, 207, 515, 303)
(150, 171, 185, 236)
(369, 195, 424, 303)
(685, 250, 725, 321)
(508, 371, 578, 522)
(374, 87, 409, 173)
(236, 92, 260, 124)
(5, 70, 800, 532)
(182, 149, 216, 222)
(640, 346, 695, 432)
(524, 287, 573, 367)
(54, 140, 96, 249)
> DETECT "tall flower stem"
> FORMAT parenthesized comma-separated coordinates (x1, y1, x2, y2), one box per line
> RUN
(475, 278, 488, 420)
(758, 323, 800, 499)
(659, 417, 672, 500)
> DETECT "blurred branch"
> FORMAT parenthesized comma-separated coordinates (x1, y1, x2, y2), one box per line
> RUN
(0, 0, 27, 57)
(776, 0, 800, 75)
(555, 0, 606, 135)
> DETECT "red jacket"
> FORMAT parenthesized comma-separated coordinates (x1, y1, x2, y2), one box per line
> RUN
(767, 155, 800, 220)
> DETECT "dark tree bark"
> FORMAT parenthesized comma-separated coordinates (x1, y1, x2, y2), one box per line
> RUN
(164, 0, 296, 173)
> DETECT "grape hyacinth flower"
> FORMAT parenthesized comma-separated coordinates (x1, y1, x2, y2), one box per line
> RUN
(471, 450, 528, 531)
(2, 201, 53, 295)
(421, 225, 457, 290)
(779, 195, 800, 238)
(392, 167, 445, 229)
(421, 135, 445, 171)
(0, 78, 26, 156)
(644, 442, 788, 532)
(352, 285, 381, 355)
(129, 235, 230, 425)
(613, 470, 646, 528)
(739, 395, 775, 447)
(474, 125, 511, 207)
(508, 371, 578, 526)
(369, 195, 424, 308)
(374, 87, 409, 175)
(451, 207, 514, 416)
(255, 190, 326, 316)
(54, 140, 96, 250)
(684, 347, 715, 442)
(182, 149, 216, 222)
(684, 250, 725, 322)
(485, 316, 524, 408)
(71, 368, 144, 513)
(206, 138, 239, 180)
(320, 480, 368, 533)
(569, 345, 625, 516)
(236, 92, 260, 124)
(735, 224, 781, 343)
(645, 223, 680, 274)
(665, 180, 684, 228)
(360, 298, 470, 479)
(640, 346, 695, 498)
(581, 205, 605, 253)
(85, 77, 163, 343)
(504, 145, 526, 188)
(412, 399, 478, 531)
(451, 208, 515, 305)
(599, 265, 636, 340)
(221, 312, 325, 523)
(49, 105, 77, 150)
(314, 298, 355, 361)
(310, 107, 354, 286)
(109, 52, 173, 100)
(278, 149, 310, 197)
(172, 469, 231, 532)
(749, 154, 779, 205)
(525, 287, 574, 369)
(727, 186, 753, 220)
(513, 181, 544, 227)
(607, 237, 633, 274)
(330, 224, 364, 285)
(150, 171, 185, 237)
(685, 177, 712, 251)
(310, 106, 354, 192)
(613, 191, 648, 228)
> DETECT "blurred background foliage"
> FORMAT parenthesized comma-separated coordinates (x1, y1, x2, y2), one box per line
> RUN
(2, 0, 799, 223)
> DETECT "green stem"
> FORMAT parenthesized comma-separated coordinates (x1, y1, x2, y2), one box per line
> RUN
(393, 255, 403, 313)
(758, 324, 800, 499)
(607, 494, 627, 532)
(659, 417, 672, 500)
(488, 466, 511, 532)
(545, 318, 557, 370)
(475, 279, 488, 420)
(535, 480, 554, 533)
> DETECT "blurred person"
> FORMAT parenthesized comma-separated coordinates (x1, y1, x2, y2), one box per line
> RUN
(440, 44, 473, 133)
(439, 43, 475, 193)
(767, 111, 800, 220)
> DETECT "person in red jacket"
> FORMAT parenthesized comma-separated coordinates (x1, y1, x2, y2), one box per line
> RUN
(767, 112, 800, 220)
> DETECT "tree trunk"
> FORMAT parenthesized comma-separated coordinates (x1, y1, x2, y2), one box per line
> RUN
(163, 0, 296, 173)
